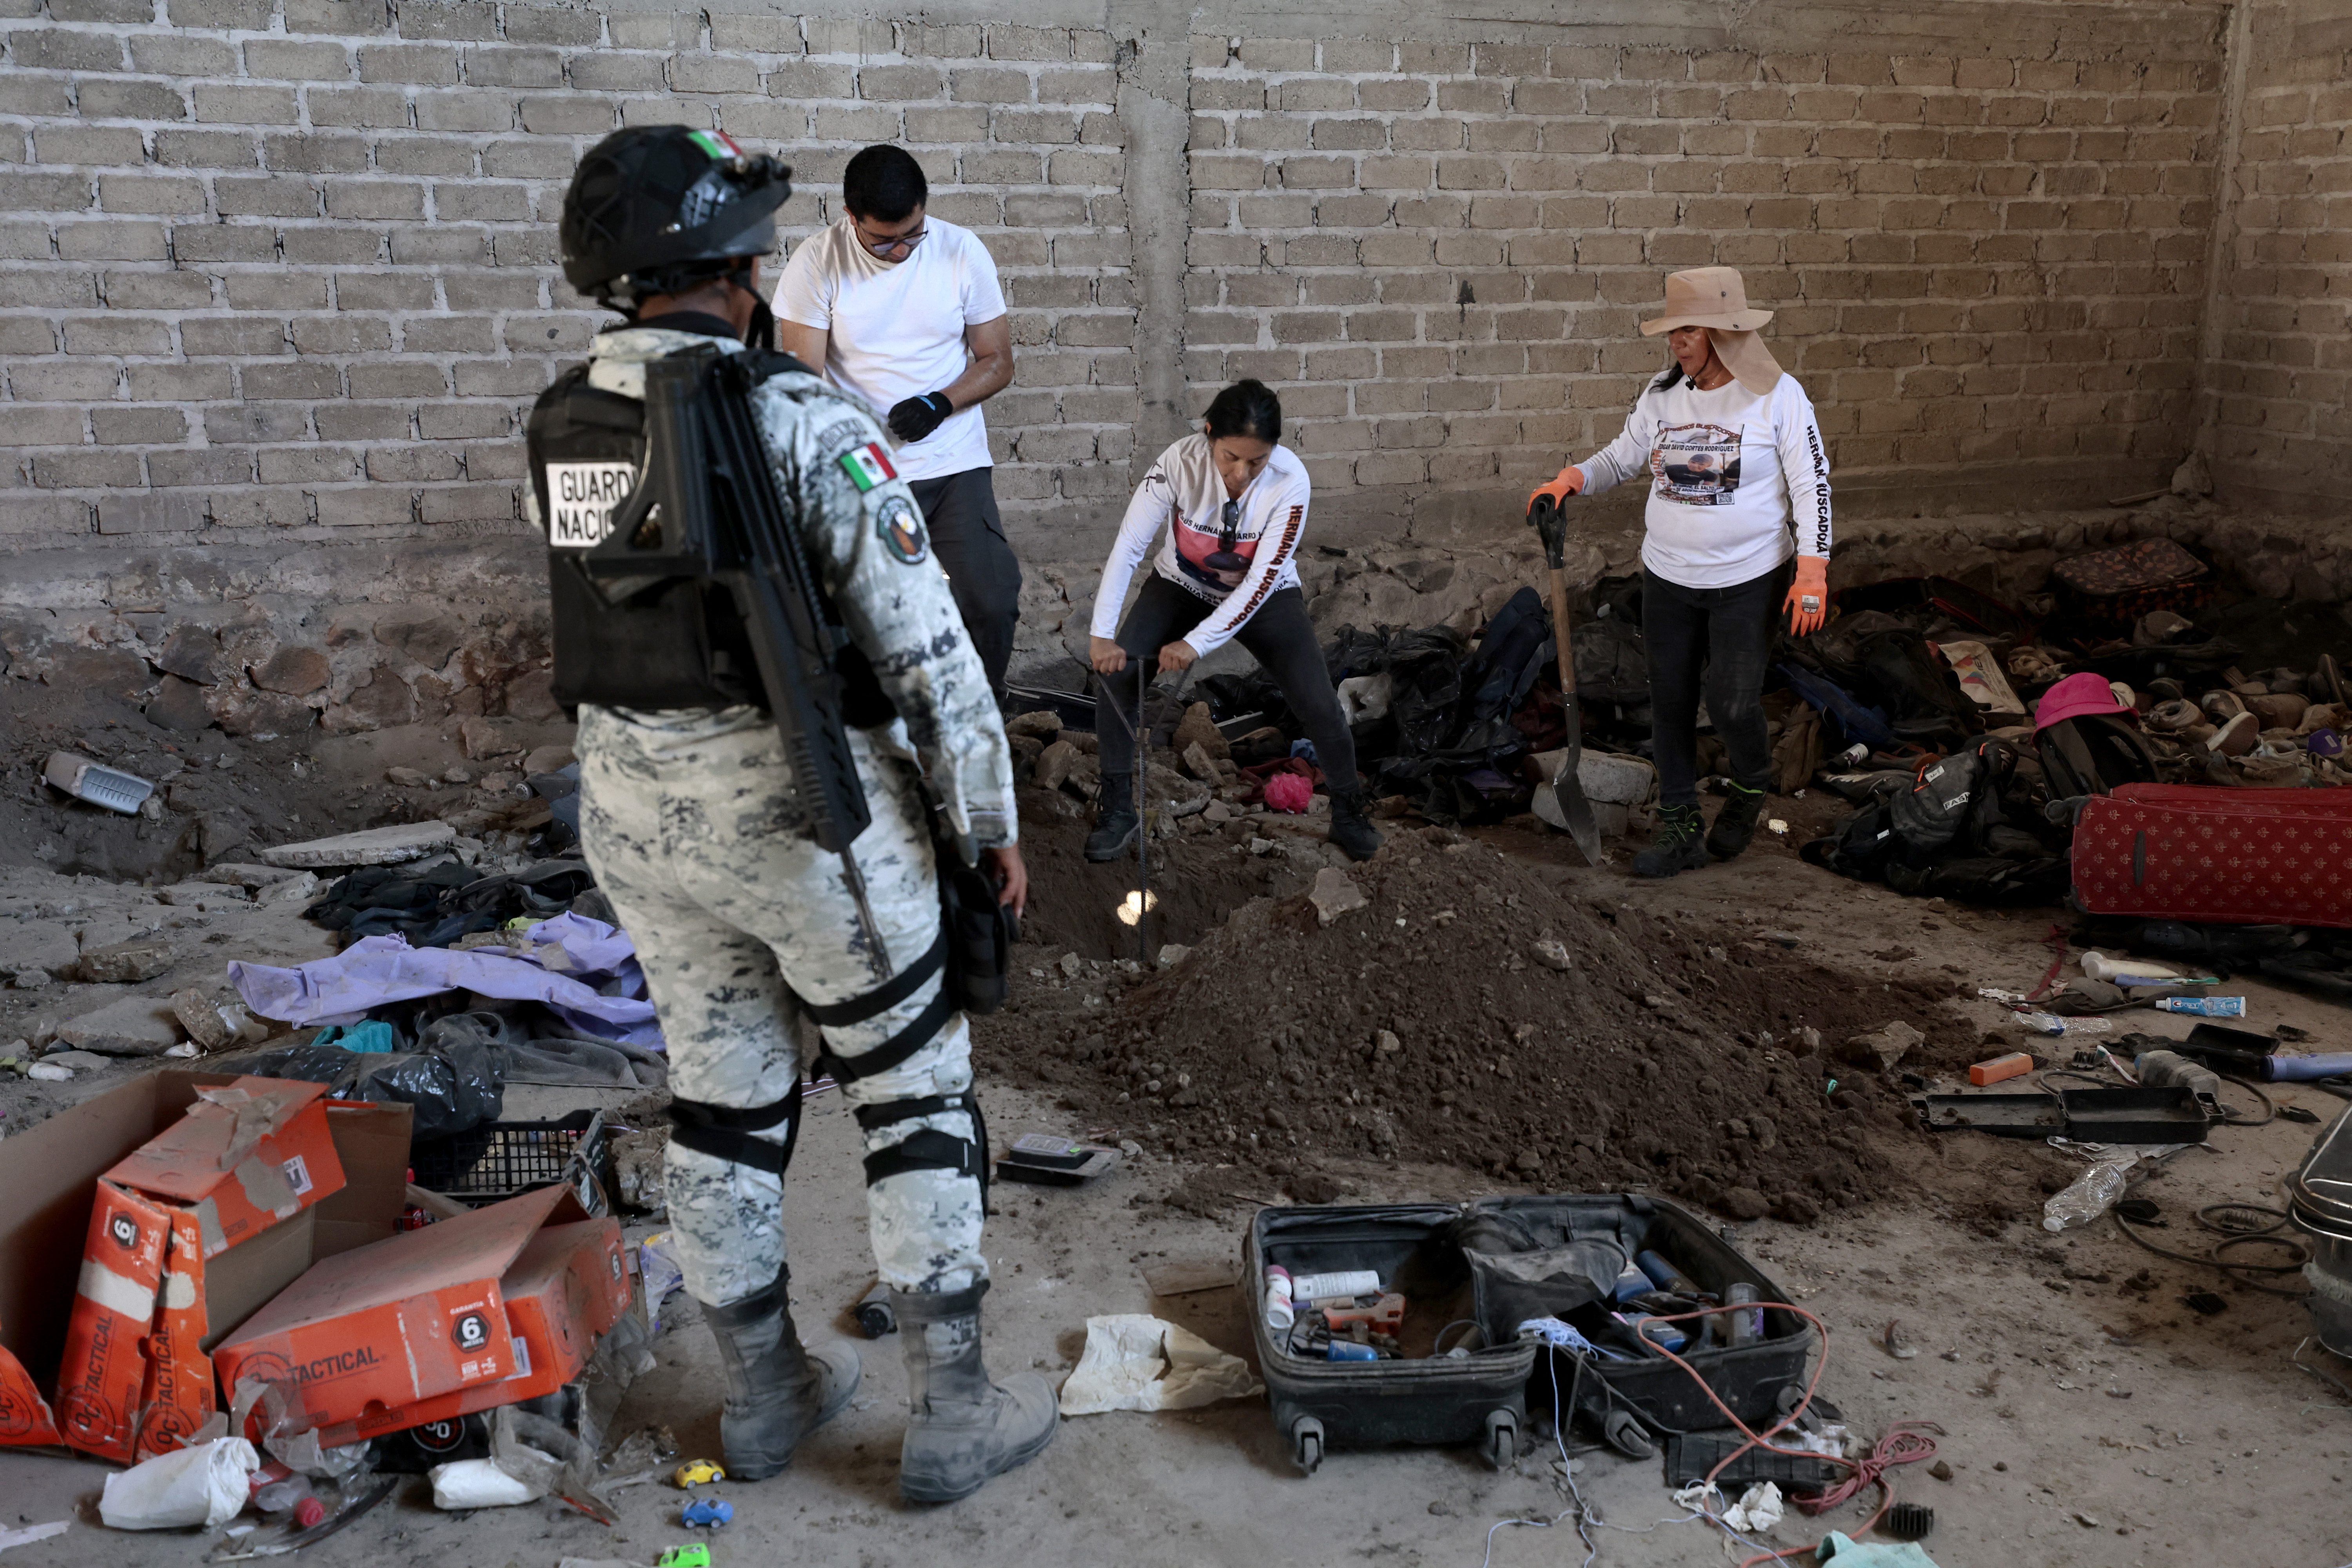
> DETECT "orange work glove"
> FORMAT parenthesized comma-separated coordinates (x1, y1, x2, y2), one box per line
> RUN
(1784, 556, 1829, 637)
(1526, 466, 1585, 518)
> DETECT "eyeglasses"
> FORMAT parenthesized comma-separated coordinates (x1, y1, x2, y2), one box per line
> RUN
(855, 221, 927, 257)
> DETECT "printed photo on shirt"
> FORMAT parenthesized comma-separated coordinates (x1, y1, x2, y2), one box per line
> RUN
(1172, 508, 1257, 589)
(1650, 422, 1743, 506)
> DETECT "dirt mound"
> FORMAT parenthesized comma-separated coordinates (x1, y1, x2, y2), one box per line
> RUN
(979, 827, 1969, 1223)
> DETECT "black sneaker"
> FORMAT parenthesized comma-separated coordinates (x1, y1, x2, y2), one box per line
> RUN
(1632, 804, 1708, 879)
(1705, 784, 1766, 860)
(1327, 788, 1382, 862)
(1084, 772, 1140, 862)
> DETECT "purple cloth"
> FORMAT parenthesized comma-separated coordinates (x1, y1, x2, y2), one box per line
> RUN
(229, 930, 663, 1048)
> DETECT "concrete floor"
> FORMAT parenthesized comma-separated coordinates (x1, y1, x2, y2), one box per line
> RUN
(4, 838, 2351, 1567)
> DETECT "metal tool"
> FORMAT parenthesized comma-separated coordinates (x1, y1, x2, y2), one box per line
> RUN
(1527, 494, 1602, 864)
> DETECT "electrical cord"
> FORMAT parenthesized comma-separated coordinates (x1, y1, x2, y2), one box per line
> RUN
(2111, 1202, 2311, 1297)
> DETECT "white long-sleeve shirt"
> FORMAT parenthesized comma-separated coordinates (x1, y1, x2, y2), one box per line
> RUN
(1574, 372, 1832, 590)
(1089, 434, 1310, 658)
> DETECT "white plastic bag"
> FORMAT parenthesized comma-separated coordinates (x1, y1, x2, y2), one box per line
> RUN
(98, 1437, 258, 1530)
(1723, 1480, 1784, 1532)
(429, 1457, 548, 1509)
(1058, 1314, 1263, 1416)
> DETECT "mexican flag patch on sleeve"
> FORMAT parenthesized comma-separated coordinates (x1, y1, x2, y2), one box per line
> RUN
(838, 442, 896, 492)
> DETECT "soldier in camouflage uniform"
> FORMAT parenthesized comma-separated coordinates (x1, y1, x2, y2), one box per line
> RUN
(534, 126, 1056, 1504)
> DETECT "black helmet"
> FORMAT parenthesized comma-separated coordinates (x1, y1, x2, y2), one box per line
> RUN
(561, 126, 791, 308)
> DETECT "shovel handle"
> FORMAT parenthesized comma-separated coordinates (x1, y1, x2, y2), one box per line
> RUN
(1547, 565, 1579, 698)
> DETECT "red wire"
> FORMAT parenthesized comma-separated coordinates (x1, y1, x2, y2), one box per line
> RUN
(1622, 1303, 1938, 1567)
(2024, 922, 2072, 1002)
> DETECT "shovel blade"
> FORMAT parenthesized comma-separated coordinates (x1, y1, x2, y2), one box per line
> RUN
(1535, 758, 1603, 865)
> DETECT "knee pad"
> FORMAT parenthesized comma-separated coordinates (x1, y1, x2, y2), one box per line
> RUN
(855, 1090, 989, 1204)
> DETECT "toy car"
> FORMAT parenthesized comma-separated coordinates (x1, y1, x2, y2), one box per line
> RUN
(672, 1459, 725, 1490)
(657, 1546, 711, 1568)
(682, 1499, 733, 1528)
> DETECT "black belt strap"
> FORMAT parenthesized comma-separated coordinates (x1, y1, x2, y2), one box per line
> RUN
(800, 929, 946, 1028)
(666, 1082, 804, 1175)
(815, 985, 958, 1084)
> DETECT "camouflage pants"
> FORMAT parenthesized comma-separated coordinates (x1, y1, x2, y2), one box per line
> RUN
(576, 704, 988, 1307)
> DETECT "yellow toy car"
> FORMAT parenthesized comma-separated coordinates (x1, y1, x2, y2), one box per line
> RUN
(672, 1459, 726, 1490)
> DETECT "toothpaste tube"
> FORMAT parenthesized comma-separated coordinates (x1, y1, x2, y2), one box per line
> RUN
(2153, 996, 2245, 1017)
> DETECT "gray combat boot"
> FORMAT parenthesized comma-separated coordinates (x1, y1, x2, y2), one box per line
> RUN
(700, 1267, 861, 1481)
(894, 1281, 1058, 1503)
(1084, 771, 1140, 862)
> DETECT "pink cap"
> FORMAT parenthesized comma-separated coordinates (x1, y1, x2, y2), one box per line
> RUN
(2034, 670, 2130, 731)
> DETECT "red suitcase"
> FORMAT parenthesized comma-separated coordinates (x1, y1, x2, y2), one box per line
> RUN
(2072, 783, 2352, 927)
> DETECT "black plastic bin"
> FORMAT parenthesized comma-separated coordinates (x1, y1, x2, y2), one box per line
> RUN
(1247, 1203, 1534, 1475)
(1471, 1194, 1813, 1452)
(409, 1107, 610, 1216)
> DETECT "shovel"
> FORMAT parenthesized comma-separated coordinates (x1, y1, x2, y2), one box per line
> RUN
(1528, 495, 1602, 865)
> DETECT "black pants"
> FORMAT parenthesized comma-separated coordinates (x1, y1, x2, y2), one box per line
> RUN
(1096, 575, 1358, 790)
(907, 466, 1022, 697)
(1642, 563, 1788, 808)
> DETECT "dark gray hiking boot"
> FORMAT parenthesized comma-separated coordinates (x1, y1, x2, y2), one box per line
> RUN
(1632, 803, 1709, 879)
(1327, 788, 1383, 862)
(1705, 783, 1767, 860)
(701, 1268, 862, 1481)
(895, 1281, 1058, 1504)
(1083, 771, 1140, 862)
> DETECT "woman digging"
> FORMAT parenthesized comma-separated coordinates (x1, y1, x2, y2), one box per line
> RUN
(1528, 267, 1834, 879)
(1084, 380, 1381, 865)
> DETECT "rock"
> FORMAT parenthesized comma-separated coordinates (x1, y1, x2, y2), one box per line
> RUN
(1513, 1149, 1543, 1174)
(144, 673, 216, 732)
(0, 922, 80, 981)
(206, 683, 318, 740)
(255, 871, 320, 907)
(1929, 1460, 1954, 1482)
(523, 744, 575, 776)
(1773, 1193, 1821, 1224)
(1172, 701, 1230, 761)
(1156, 944, 1192, 968)
(1376, 1029, 1401, 1055)
(1531, 939, 1574, 972)
(1527, 747, 1657, 807)
(8, 967, 52, 989)
(387, 766, 432, 787)
(40, 1049, 114, 1074)
(459, 715, 537, 760)
(1750, 1114, 1779, 1152)
(332, 667, 417, 731)
(260, 820, 457, 868)
(171, 988, 267, 1051)
(251, 646, 331, 695)
(56, 996, 182, 1055)
(78, 936, 178, 984)
(1838, 1020, 1924, 1070)
(155, 625, 226, 685)
(1307, 867, 1368, 926)
(156, 881, 250, 909)
(502, 667, 561, 721)
(1720, 1187, 1772, 1221)
(609, 1126, 669, 1213)
(1004, 709, 1062, 740)
(26, 1062, 73, 1082)
(1057, 952, 1083, 978)
(1790, 1026, 1822, 1056)
(1180, 741, 1220, 781)
(197, 861, 307, 890)
(1035, 739, 1079, 793)
(373, 609, 466, 670)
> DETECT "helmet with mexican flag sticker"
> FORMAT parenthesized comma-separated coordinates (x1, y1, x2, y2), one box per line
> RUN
(560, 125, 792, 308)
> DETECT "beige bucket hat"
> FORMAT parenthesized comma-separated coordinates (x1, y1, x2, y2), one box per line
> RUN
(1640, 267, 1783, 396)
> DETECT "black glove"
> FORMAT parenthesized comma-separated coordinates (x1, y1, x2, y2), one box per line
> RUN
(886, 391, 955, 443)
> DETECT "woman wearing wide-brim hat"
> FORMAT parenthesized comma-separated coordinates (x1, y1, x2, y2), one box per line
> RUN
(1528, 267, 1833, 880)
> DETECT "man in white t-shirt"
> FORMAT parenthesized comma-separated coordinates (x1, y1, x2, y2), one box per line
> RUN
(775, 146, 1020, 693)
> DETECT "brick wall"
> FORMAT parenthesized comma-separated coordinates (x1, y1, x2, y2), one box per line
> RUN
(2200, 0, 2352, 506)
(0, 0, 2292, 645)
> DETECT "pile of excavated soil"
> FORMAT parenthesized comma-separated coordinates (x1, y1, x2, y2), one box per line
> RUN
(978, 826, 1969, 1224)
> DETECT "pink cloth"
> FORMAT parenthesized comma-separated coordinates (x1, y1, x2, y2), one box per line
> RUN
(2034, 670, 2129, 730)
(1263, 772, 1314, 813)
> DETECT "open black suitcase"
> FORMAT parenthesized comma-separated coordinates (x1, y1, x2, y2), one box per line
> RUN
(1247, 1194, 1813, 1475)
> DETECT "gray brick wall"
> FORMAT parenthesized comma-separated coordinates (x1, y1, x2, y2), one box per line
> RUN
(0, 0, 2268, 569)
(2200, 0, 2351, 506)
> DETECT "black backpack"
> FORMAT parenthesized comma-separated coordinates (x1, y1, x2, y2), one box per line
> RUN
(2036, 715, 2162, 800)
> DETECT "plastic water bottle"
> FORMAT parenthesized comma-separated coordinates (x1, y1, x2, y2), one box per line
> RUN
(1263, 1267, 1295, 1332)
(1289, 1270, 1380, 1301)
(2043, 1160, 2131, 1232)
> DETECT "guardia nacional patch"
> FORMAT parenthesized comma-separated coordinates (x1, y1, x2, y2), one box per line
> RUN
(877, 495, 927, 565)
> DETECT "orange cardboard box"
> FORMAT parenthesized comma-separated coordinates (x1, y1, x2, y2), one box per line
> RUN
(310, 1214, 632, 1447)
(0, 1074, 408, 1463)
(216, 1185, 629, 1440)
